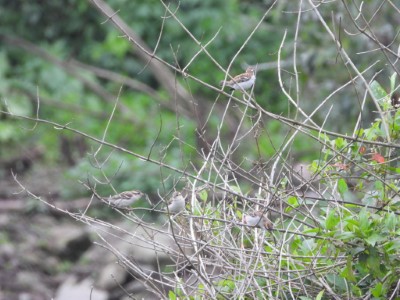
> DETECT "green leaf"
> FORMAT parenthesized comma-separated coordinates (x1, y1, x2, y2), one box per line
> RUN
(301, 239, 316, 254)
(315, 290, 325, 300)
(346, 218, 360, 226)
(374, 181, 384, 198)
(387, 166, 400, 174)
(335, 137, 347, 149)
(340, 255, 356, 282)
(365, 233, 385, 246)
(326, 210, 339, 230)
(351, 285, 362, 297)
(287, 196, 299, 207)
(350, 246, 365, 256)
(318, 133, 330, 143)
(198, 190, 208, 202)
(337, 178, 348, 197)
(359, 209, 370, 233)
(284, 206, 293, 213)
(370, 80, 388, 103)
(326, 274, 347, 292)
(168, 290, 177, 300)
(384, 212, 397, 232)
(217, 279, 235, 293)
(371, 282, 383, 297)
(386, 240, 400, 252)
(229, 185, 241, 194)
(367, 247, 384, 277)
(335, 232, 356, 241)
(303, 228, 320, 235)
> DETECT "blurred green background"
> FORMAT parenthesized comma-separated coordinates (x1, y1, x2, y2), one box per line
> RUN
(0, 0, 398, 199)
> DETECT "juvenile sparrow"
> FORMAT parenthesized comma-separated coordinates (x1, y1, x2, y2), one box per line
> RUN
(106, 190, 144, 208)
(220, 66, 256, 91)
(165, 191, 186, 214)
(243, 211, 273, 230)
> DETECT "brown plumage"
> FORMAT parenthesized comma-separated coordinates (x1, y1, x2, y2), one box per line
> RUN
(220, 66, 256, 91)
(243, 211, 273, 230)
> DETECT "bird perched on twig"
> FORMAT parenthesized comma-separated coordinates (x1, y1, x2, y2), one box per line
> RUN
(106, 190, 145, 208)
(165, 191, 186, 214)
(220, 66, 256, 91)
(243, 211, 273, 230)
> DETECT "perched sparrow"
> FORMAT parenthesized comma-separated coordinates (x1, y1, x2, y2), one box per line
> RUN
(165, 191, 186, 214)
(220, 66, 256, 91)
(106, 190, 144, 208)
(243, 211, 273, 230)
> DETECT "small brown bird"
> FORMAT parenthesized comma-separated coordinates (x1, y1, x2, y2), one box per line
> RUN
(243, 211, 273, 230)
(106, 190, 144, 208)
(165, 191, 186, 214)
(220, 66, 256, 91)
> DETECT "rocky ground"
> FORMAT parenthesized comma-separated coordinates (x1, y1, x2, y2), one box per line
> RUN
(0, 166, 178, 300)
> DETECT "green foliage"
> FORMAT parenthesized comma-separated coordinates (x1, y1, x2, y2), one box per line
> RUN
(337, 178, 348, 198)
(297, 74, 400, 299)
(286, 196, 299, 212)
(0, 0, 286, 184)
(168, 290, 177, 300)
(212, 74, 398, 299)
(2, 1, 400, 299)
